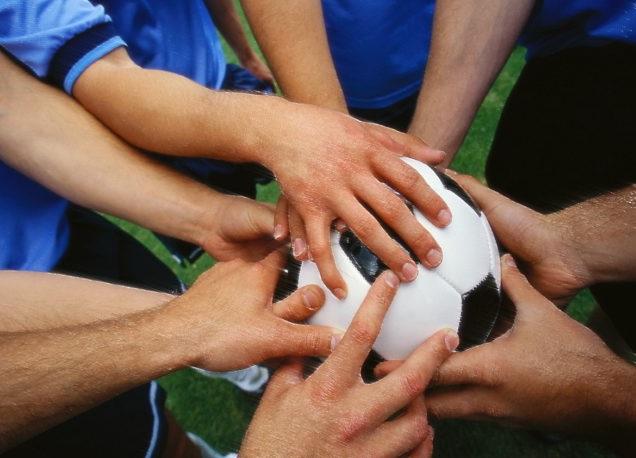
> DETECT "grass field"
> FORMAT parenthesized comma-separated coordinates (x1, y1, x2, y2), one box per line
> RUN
(111, 6, 614, 457)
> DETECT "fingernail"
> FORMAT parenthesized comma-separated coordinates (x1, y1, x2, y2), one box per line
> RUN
(437, 209, 452, 226)
(426, 248, 443, 267)
(504, 254, 517, 268)
(302, 290, 319, 310)
(444, 168, 458, 177)
(330, 333, 343, 351)
(435, 149, 446, 160)
(401, 262, 418, 282)
(334, 220, 347, 232)
(444, 330, 459, 352)
(273, 224, 285, 240)
(292, 238, 306, 258)
(333, 288, 347, 300)
(384, 270, 400, 288)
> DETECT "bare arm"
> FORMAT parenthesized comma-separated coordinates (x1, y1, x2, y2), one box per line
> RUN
(0, 253, 339, 451)
(408, 0, 535, 161)
(241, 0, 346, 111)
(0, 271, 173, 332)
(0, 51, 277, 262)
(72, 47, 452, 298)
(205, 0, 273, 84)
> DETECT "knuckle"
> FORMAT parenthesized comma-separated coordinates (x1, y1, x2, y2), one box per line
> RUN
(406, 416, 429, 443)
(348, 323, 376, 346)
(309, 378, 339, 403)
(399, 165, 421, 189)
(335, 413, 369, 443)
(303, 329, 324, 354)
(409, 228, 434, 253)
(399, 371, 425, 397)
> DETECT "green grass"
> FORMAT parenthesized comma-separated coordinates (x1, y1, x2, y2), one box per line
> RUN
(108, 8, 613, 457)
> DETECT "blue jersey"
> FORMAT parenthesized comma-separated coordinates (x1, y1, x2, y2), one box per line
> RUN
(521, 0, 636, 58)
(0, 0, 123, 270)
(99, 0, 227, 90)
(0, 164, 69, 270)
(322, 0, 435, 110)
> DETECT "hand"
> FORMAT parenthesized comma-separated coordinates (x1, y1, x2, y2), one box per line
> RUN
(377, 255, 636, 452)
(163, 250, 340, 371)
(448, 171, 591, 304)
(199, 195, 282, 262)
(239, 52, 275, 86)
(265, 103, 451, 298)
(240, 270, 458, 458)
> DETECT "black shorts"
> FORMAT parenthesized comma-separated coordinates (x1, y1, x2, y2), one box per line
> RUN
(4, 207, 181, 458)
(485, 43, 636, 348)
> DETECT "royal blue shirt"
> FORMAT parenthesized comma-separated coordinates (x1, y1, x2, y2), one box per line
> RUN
(322, 0, 435, 110)
(521, 0, 636, 59)
(0, 0, 124, 270)
(99, 0, 227, 90)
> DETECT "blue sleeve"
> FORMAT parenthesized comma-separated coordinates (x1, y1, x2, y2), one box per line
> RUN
(0, 0, 126, 93)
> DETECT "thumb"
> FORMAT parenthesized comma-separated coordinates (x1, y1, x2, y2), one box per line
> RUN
(264, 358, 304, 399)
(271, 321, 342, 359)
(273, 284, 325, 322)
(501, 254, 553, 317)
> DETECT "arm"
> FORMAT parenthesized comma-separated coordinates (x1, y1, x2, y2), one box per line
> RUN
(240, 0, 347, 111)
(73, 47, 451, 298)
(408, 0, 535, 160)
(0, 271, 172, 332)
(0, 252, 338, 451)
(451, 172, 636, 303)
(0, 51, 277, 262)
(205, 0, 273, 85)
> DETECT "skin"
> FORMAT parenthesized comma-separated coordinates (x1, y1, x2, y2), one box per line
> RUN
(205, 0, 274, 85)
(408, 0, 536, 161)
(0, 51, 278, 263)
(448, 172, 636, 303)
(72, 47, 450, 298)
(241, 270, 459, 458)
(375, 177, 636, 454)
(0, 251, 339, 451)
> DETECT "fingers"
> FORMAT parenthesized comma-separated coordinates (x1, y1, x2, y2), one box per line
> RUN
(358, 178, 440, 273)
(426, 386, 493, 421)
(316, 271, 399, 384)
(289, 207, 309, 261)
(270, 321, 341, 359)
(264, 358, 304, 399)
(501, 254, 550, 312)
(410, 427, 434, 458)
(449, 172, 510, 216)
(272, 284, 325, 322)
(378, 157, 451, 231)
(373, 359, 403, 378)
(339, 197, 420, 280)
(365, 123, 446, 165)
(305, 215, 347, 299)
(274, 195, 289, 241)
(369, 329, 457, 416)
(365, 396, 431, 457)
(256, 249, 287, 296)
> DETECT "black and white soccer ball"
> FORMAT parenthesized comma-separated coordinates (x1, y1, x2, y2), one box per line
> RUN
(277, 158, 501, 360)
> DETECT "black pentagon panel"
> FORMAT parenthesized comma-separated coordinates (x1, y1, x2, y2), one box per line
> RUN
(339, 230, 389, 284)
(458, 273, 501, 350)
(274, 252, 301, 302)
(434, 170, 481, 215)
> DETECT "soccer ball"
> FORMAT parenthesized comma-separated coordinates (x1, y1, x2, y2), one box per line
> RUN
(276, 158, 501, 360)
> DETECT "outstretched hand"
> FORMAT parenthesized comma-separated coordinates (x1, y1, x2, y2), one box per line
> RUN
(164, 250, 340, 372)
(241, 270, 458, 457)
(267, 104, 451, 298)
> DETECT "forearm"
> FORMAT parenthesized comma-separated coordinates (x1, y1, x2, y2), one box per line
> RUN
(241, 0, 346, 111)
(550, 185, 636, 285)
(409, 0, 535, 160)
(206, 0, 255, 63)
(0, 52, 227, 248)
(0, 271, 174, 332)
(73, 48, 281, 163)
(0, 303, 188, 451)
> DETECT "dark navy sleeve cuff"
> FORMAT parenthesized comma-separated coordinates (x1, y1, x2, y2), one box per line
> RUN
(48, 21, 126, 94)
